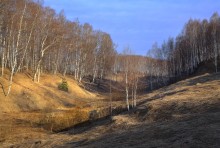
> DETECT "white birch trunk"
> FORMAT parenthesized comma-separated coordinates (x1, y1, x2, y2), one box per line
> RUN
(125, 72, 129, 111)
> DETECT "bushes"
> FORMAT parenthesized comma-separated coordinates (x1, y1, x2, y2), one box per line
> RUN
(58, 78, 68, 92)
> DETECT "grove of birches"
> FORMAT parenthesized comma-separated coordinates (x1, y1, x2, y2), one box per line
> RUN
(0, 1, 220, 110)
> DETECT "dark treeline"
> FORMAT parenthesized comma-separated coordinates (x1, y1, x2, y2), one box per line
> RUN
(146, 12, 220, 89)
(0, 0, 116, 95)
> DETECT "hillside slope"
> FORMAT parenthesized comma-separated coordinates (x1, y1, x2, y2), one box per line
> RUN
(1, 73, 220, 147)
(0, 70, 100, 113)
(78, 73, 220, 148)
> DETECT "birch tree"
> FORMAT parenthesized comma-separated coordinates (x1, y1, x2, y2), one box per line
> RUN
(33, 7, 58, 82)
(122, 47, 132, 111)
(210, 13, 220, 72)
(6, 0, 27, 95)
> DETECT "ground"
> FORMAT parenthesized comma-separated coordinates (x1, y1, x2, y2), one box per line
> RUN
(0, 70, 102, 112)
(0, 72, 220, 147)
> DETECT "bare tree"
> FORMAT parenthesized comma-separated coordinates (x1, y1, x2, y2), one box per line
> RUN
(122, 47, 132, 111)
(0, 0, 117, 96)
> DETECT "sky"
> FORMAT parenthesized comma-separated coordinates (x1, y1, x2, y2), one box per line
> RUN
(43, 0, 220, 55)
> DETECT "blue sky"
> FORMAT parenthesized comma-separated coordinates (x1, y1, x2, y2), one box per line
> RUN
(43, 0, 220, 55)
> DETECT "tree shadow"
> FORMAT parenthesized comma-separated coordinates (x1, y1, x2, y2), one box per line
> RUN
(137, 89, 188, 106)
(172, 73, 220, 87)
(0, 81, 7, 96)
(61, 116, 114, 135)
(62, 102, 220, 148)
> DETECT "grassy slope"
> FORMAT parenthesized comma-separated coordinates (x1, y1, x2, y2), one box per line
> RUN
(0, 70, 107, 146)
(0, 70, 100, 113)
(80, 73, 220, 148)
(1, 73, 220, 147)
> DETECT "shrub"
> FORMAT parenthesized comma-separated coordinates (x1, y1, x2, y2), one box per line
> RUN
(58, 78, 68, 92)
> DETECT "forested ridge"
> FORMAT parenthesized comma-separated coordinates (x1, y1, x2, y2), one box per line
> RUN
(0, 1, 220, 147)
(0, 0, 116, 96)
(1, 0, 220, 105)
(147, 12, 220, 84)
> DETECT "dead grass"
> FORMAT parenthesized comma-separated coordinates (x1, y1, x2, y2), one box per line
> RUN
(0, 70, 102, 113)
(1, 72, 220, 147)
(0, 70, 111, 147)
(137, 73, 220, 122)
(72, 73, 220, 148)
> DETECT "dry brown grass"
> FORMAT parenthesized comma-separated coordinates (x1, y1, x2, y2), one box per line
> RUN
(70, 73, 220, 148)
(0, 70, 111, 147)
(1, 72, 220, 147)
(137, 73, 220, 122)
(0, 70, 101, 113)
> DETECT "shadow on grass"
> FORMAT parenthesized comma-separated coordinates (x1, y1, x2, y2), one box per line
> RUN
(63, 104, 220, 148)
(62, 116, 114, 135)
(172, 73, 220, 87)
(137, 89, 188, 106)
